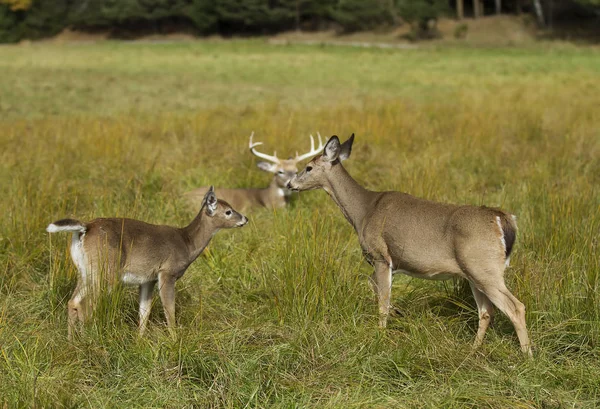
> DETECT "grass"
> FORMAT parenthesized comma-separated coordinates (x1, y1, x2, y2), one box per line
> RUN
(1, 39, 599, 408)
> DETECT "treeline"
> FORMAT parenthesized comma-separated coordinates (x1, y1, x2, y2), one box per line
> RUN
(0, 0, 448, 42)
(1, 0, 598, 43)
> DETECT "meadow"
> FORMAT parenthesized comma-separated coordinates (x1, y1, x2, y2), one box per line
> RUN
(0, 40, 599, 408)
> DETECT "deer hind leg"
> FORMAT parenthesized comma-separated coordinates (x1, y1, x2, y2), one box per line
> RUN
(466, 270, 531, 355)
(468, 281, 495, 349)
(158, 273, 177, 333)
(138, 281, 156, 336)
(481, 283, 532, 357)
(373, 262, 392, 328)
(67, 281, 86, 340)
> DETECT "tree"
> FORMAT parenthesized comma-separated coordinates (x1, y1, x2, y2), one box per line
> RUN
(329, 0, 395, 32)
(0, 0, 31, 11)
(396, 0, 448, 39)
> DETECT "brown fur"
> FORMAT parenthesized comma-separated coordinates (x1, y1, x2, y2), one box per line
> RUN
(288, 134, 532, 356)
(185, 168, 295, 212)
(48, 188, 248, 338)
(185, 134, 323, 212)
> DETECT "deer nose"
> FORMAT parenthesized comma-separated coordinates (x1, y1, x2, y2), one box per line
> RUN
(286, 181, 293, 189)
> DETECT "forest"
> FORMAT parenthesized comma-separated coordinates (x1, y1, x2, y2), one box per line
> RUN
(1, 0, 599, 43)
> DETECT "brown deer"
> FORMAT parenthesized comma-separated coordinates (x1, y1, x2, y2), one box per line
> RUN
(287, 134, 532, 356)
(46, 187, 248, 339)
(184, 132, 324, 212)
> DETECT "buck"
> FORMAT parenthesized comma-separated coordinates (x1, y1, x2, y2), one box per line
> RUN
(46, 187, 248, 339)
(185, 132, 324, 211)
(287, 134, 532, 356)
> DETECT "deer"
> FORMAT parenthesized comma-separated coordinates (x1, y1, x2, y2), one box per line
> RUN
(46, 187, 248, 339)
(287, 134, 532, 356)
(184, 132, 324, 212)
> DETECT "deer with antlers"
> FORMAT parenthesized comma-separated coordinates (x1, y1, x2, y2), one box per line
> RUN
(287, 134, 532, 356)
(47, 187, 248, 339)
(185, 133, 324, 212)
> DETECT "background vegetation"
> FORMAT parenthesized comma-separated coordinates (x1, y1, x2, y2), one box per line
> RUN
(1, 0, 599, 43)
(1, 41, 599, 407)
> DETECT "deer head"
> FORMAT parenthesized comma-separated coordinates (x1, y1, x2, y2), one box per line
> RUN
(201, 186, 248, 228)
(287, 134, 355, 191)
(249, 132, 325, 191)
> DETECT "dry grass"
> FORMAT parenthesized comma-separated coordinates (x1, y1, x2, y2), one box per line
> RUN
(0, 40, 599, 408)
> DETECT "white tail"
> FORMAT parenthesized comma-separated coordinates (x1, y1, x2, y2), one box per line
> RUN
(185, 133, 324, 211)
(47, 187, 248, 339)
(47, 220, 86, 233)
(288, 134, 531, 356)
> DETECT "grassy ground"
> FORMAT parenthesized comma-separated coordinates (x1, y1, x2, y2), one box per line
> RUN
(1, 40, 599, 408)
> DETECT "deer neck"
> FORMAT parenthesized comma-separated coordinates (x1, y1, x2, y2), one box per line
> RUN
(323, 163, 376, 232)
(181, 210, 219, 259)
(262, 178, 288, 206)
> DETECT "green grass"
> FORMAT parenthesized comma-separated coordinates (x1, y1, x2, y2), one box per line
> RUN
(1, 40, 599, 408)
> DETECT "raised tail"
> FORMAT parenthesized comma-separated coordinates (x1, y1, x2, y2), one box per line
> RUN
(46, 218, 86, 233)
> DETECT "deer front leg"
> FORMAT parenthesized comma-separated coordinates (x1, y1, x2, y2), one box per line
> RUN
(373, 261, 392, 328)
(158, 273, 177, 333)
(138, 280, 156, 336)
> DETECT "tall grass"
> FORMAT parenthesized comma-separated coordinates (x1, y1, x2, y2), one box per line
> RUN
(0, 41, 599, 407)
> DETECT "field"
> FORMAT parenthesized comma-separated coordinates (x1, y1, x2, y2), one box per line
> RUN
(1, 40, 599, 408)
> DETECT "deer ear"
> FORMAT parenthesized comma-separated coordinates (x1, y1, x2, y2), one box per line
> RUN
(257, 161, 277, 173)
(338, 133, 354, 161)
(323, 135, 341, 162)
(202, 186, 218, 216)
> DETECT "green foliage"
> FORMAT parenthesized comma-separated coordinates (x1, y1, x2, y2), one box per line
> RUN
(20, 0, 69, 39)
(396, 0, 448, 39)
(0, 5, 20, 42)
(215, 0, 294, 33)
(183, 0, 217, 33)
(68, 0, 111, 28)
(0, 0, 70, 42)
(329, 0, 395, 32)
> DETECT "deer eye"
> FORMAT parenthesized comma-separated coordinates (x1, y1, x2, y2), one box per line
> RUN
(278, 170, 284, 175)
(225, 210, 232, 216)
(306, 166, 313, 172)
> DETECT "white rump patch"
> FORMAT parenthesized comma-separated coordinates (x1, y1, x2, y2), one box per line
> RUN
(47, 223, 85, 233)
(496, 216, 506, 253)
(70, 233, 88, 285)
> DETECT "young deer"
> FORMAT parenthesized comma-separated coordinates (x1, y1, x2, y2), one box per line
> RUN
(46, 187, 248, 339)
(287, 134, 532, 356)
(185, 132, 324, 212)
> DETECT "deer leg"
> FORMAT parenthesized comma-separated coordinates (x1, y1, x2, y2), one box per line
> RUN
(158, 273, 177, 333)
(138, 281, 156, 336)
(479, 281, 532, 357)
(373, 262, 392, 328)
(469, 281, 495, 349)
(67, 281, 85, 340)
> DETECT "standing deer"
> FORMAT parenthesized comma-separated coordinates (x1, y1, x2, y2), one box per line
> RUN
(287, 134, 532, 356)
(46, 187, 248, 339)
(185, 132, 324, 212)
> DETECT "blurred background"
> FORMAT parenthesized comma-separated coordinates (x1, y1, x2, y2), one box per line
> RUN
(1, 0, 599, 44)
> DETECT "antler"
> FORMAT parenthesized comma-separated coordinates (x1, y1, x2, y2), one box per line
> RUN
(249, 132, 280, 164)
(294, 132, 324, 162)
